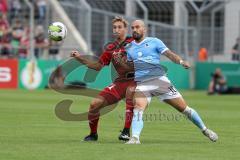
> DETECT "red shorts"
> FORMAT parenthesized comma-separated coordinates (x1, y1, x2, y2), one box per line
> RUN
(99, 80, 136, 105)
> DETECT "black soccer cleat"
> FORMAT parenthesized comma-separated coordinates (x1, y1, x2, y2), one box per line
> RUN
(118, 128, 130, 141)
(83, 133, 98, 141)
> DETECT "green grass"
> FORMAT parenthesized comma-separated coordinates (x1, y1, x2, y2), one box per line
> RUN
(0, 89, 240, 160)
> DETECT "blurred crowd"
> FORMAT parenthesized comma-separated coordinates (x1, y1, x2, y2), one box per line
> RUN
(0, 0, 61, 59)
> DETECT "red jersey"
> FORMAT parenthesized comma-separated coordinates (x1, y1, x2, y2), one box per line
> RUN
(99, 36, 134, 81)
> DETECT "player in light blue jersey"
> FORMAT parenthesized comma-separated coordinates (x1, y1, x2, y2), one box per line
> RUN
(125, 20, 218, 144)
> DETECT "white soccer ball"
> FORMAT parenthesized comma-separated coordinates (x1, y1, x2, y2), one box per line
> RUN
(48, 22, 67, 41)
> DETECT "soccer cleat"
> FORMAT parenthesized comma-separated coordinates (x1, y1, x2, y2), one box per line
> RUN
(125, 137, 141, 144)
(83, 133, 98, 141)
(118, 129, 130, 141)
(202, 129, 218, 142)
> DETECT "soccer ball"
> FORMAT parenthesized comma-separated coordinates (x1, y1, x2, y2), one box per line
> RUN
(48, 22, 67, 41)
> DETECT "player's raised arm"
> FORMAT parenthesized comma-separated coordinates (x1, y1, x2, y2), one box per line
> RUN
(163, 50, 190, 69)
(70, 50, 103, 71)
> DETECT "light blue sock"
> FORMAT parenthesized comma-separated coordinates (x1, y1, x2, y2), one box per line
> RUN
(131, 108, 144, 139)
(183, 106, 207, 131)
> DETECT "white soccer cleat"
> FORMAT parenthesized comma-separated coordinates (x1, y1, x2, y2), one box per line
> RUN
(125, 137, 141, 144)
(202, 128, 218, 142)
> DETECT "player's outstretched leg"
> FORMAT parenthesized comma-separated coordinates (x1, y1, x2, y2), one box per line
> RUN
(182, 106, 218, 142)
(118, 102, 132, 141)
(119, 86, 135, 141)
(125, 108, 142, 144)
(83, 96, 108, 141)
(126, 91, 148, 144)
(164, 97, 218, 142)
(84, 109, 99, 141)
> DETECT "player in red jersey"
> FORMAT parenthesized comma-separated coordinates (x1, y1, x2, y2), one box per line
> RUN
(70, 16, 135, 141)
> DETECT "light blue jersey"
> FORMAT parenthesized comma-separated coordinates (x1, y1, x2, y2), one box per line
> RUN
(126, 37, 169, 81)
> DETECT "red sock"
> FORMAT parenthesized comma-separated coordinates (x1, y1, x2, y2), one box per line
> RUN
(88, 108, 100, 134)
(124, 98, 134, 129)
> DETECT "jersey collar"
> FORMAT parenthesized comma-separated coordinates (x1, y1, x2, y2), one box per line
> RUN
(133, 37, 148, 46)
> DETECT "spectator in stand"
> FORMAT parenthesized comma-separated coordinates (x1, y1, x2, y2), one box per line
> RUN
(231, 37, 240, 61)
(198, 47, 208, 62)
(36, 0, 47, 24)
(0, 11, 9, 32)
(0, 0, 8, 17)
(0, 12, 11, 58)
(18, 26, 30, 58)
(48, 40, 62, 60)
(9, 0, 22, 22)
(11, 19, 24, 57)
(0, 28, 11, 58)
(34, 25, 48, 58)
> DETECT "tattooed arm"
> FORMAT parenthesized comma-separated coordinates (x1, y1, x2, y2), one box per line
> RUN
(163, 49, 190, 69)
(70, 50, 103, 71)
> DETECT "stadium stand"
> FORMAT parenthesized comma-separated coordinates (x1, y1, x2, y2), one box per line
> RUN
(0, 0, 49, 59)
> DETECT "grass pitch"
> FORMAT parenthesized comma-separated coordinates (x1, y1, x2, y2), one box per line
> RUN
(0, 89, 239, 160)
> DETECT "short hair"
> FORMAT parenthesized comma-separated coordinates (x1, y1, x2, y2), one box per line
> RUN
(112, 16, 128, 28)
